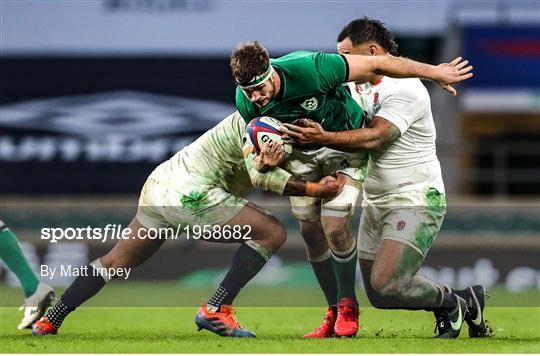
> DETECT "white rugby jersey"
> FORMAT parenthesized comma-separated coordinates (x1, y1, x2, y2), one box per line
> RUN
(156, 111, 291, 196)
(348, 77, 444, 198)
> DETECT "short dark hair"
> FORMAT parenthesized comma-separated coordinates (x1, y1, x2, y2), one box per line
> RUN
(337, 17, 398, 56)
(230, 41, 270, 86)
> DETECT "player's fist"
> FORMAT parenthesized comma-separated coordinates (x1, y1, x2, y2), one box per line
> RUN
(314, 174, 345, 198)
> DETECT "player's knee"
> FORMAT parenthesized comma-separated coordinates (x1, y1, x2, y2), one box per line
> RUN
(274, 223, 287, 247)
(365, 290, 390, 309)
(263, 221, 287, 252)
(370, 272, 402, 298)
(299, 222, 324, 245)
(299, 222, 328, 258)
(98, 254, 121, 270)
(325, 226, 353, 251)
(100, 250, 137, 270)
(370, 270, 394, 297)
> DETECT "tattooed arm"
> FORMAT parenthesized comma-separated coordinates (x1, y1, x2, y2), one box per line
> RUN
(281, 116, 401, 152)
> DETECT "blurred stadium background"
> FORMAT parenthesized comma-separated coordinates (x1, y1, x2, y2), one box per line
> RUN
(1, 0, 539, 306)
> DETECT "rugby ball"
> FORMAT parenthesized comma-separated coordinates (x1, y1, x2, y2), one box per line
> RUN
(244, 116, 292, 154)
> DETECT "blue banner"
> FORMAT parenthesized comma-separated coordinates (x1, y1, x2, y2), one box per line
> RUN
(462, 25, 540, 89)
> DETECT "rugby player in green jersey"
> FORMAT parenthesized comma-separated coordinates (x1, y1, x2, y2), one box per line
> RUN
(230, 41, 472, 337)
(280, 18, 483, 339)
(32, 111, 343, 338)
(0, 220, 55, 329)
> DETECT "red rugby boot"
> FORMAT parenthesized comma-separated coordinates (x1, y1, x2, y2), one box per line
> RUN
(303, 307, 337, 338)
(32, 316, 57, 336)
(334, 297, 359, 337)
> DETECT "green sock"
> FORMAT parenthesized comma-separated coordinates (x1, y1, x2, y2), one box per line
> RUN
(309, 250, 338, 306)
(0, 225, 39, 297)
(330, 241, 358, 300)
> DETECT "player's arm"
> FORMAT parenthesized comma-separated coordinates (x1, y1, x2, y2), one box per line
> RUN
(283, 175, 345, 198)
(281, 117, 399, 151)
(243, 145, 343, 198)
(282, 85, 422, 150)
(344, 55, 473, 96)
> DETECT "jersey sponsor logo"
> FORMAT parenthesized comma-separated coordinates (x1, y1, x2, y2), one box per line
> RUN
(300, 97, 318, 111)
(396, 221, 406, 231)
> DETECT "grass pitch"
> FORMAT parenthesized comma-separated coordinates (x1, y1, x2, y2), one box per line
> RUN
(1, 284, 539, 353)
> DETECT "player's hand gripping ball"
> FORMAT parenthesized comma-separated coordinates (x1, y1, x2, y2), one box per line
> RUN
(244, 116, 292, 155)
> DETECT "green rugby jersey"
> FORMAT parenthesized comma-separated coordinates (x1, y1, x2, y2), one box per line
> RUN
(235, 51, 364, 132)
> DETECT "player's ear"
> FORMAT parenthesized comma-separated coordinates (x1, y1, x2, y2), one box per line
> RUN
(369, 44, 377, 56)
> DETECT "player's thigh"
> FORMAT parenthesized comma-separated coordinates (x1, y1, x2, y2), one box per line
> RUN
(370, 204, 441, 287)
(162, 185, 247, 231)
(281, 147, 321, 180)
(140, 174, 283, 251)
(136, 173, 176, 231)
(357, 203, 382, 260)
(379, 201, 445, 259)
(320, 148, 368, 182)
(284, 148, 323, 222)
(100, 218, 166, 269)
(369, 238, 428, 295)
(290, 196, 321, 222)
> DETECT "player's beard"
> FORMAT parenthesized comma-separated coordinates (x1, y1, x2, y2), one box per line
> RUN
(254, 76, 277, 108)
(264, 77, 277, 105)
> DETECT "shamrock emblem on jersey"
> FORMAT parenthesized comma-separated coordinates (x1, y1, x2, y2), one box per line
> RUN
(300, 97, 318, 111)
(396, 220, 406, 231)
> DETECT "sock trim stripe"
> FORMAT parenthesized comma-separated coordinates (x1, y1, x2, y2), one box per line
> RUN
(89, 259, 111, 283)
(308, 249, 331, 263)
(245, 240, 272, 261)
(331, 241, 357, 262)
(330, 239, 357, 257)
(331, 251, 357, 263)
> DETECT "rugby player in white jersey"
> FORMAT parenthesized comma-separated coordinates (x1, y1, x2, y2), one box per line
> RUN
(32, 111, 344, 338)
(231, 41, 473, 338)
(281, 17, 487, 339)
